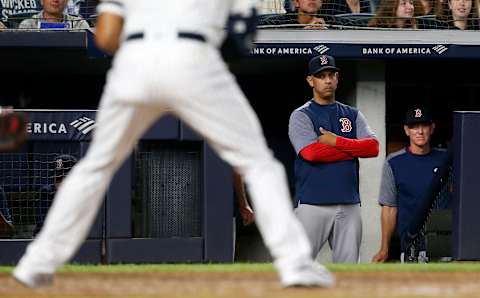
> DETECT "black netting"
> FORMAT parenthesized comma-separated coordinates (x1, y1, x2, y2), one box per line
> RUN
(134, 142, 201, 238)
(0, 152, 79, 239)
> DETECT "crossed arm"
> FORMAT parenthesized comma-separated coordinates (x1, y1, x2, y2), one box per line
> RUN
(300, 127, 379, 162)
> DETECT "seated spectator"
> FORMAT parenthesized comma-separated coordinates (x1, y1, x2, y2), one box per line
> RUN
(18, 0, 90, 30)
(445, 0, 479, 29)
(34, 154, 77, 234)
(368, 0, 423, 28)
(259, 0, 330, 29)
(419, 0, 435, 14)
(322, 0, 372, 15)
(0, 22, 6, 29)
(435, 0, 451, 20)
(258, 0, 287, 14)
(66, 0, 98, 19)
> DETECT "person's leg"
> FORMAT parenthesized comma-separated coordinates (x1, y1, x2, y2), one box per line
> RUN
(295, 204, 335, 259)
(330, 204, 362, 263)
(171, 45, 334, 287)
(14, 99, 162, 286)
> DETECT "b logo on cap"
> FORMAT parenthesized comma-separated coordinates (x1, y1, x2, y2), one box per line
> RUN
(414, 108, 422, 118)
(320, 55, 329, 65)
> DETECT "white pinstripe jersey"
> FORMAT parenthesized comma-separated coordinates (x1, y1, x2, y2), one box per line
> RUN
(97, 0, 258, 47)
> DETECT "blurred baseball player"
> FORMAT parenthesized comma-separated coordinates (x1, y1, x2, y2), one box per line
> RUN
(13, 0, 334, 288)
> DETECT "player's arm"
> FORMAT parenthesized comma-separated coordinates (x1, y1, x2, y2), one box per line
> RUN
(318, 111, 379, 158)
(233, 172, 254, 226)
(95, 0, 125, 54)
(316, 127, 378, 158)
(289, 111, 353, 163)
(372, 205, 397, 263)
(300, 142, 353, 162)
(372, 161, 398, 263)
(334, 134, 379, 158)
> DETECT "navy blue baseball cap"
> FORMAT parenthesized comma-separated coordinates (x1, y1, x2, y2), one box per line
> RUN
(405, 107, 433, 125)
(53, 154, 77, 177)
(308, 55, 339, 75)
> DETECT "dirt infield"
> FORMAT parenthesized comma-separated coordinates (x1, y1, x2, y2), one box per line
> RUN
(1, 271, 480, 298)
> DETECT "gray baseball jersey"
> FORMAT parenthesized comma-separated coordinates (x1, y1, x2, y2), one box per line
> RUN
(289, 103, 376, 155)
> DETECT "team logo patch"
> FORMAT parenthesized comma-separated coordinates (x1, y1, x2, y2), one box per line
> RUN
(320, 55, 329, 65)
(55, 159, 63, 170)
(339, 118, 352, 133)
(415, 108, 422, 118)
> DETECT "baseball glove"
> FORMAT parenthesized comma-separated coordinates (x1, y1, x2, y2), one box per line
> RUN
(0, 107, 28, 152)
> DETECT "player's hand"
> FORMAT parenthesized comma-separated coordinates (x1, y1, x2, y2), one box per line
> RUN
(304, 17, 327, 30)
(318, 127, 337, 147)
(371, 249, 389, 263)
(239, 204, 254, 226)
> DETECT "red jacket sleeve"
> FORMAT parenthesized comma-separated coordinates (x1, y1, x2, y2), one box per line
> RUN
(335, 137, 379, 158)
(300, 142, 354, 163)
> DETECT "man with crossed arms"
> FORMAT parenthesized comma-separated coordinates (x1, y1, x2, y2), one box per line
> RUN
(289, 55, 379, 263)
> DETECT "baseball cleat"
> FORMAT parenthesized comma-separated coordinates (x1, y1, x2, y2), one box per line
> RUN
(280, 262, 335, 288)
(12, 266, 54, 288)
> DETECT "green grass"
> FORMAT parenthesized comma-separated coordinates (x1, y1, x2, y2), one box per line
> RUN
(2, 262, 480, 274)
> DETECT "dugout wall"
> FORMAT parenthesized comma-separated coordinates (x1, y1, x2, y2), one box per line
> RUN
(2, 30, 480, 263)
(0, 110, 235, 264)
(453, 112, 480, 260)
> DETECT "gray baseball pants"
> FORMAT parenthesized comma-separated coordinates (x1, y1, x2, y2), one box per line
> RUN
(295, 203, 362, 263)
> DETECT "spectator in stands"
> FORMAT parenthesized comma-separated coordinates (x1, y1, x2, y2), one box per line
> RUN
(0, 22, 6, 30)
(434, 0, 450, 20)
(18, 0, 90, 29)
(66, 0, 98, 20)
(368, 0, 423, 28)
(445, 0, 479, 29)
(322, 0, 372, 15)
(259, 0, 330, 29)
(419, 0, 435, 14)
(34, 154, 77, 235)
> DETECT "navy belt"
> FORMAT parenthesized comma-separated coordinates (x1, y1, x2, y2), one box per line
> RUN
(125, 32, 206, 43)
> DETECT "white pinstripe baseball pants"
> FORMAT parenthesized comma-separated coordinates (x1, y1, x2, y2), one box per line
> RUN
(15, 39, 313, 278)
